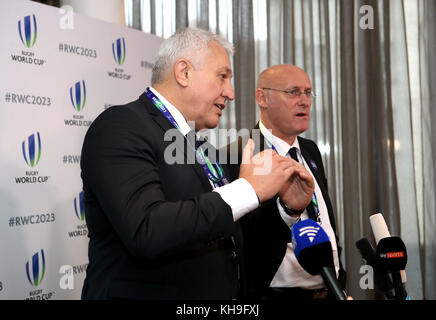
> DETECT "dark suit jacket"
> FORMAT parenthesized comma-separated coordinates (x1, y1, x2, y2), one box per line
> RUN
(225, 125, 345, 299)
(80, 93, 242, 300)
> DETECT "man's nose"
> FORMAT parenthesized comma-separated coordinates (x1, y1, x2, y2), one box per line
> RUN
(223, 80, 235, 101)
(298, 93, 312, 107)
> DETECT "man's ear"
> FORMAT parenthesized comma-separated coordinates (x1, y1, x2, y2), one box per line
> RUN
(174, 59, 190, 87)
(255, 88, 268, 110)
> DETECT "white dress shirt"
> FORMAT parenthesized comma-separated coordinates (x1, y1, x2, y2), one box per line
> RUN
(150, 87, 259, 221)
(259, 121, 340, 290)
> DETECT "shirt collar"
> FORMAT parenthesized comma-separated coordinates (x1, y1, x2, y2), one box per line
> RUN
(259, 120, 301, 157)
(149, 86, 192, 136)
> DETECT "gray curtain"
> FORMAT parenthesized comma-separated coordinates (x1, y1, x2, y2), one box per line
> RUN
(340, 0, 400, 300)
(232, 0, 256, 131)
(340, 0, 436, 300)
(423, 0, 436, 300)
(125, 0, 436, 300)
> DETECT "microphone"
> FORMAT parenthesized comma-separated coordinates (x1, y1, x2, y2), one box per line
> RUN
(369, 213, 409, 300)
(377, 236, 408, 300)
(292, 219, 347, 300)
(355, 238, 394, 299)
(369, 213, 407, 282)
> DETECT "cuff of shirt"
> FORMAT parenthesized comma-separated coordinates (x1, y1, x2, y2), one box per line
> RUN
(276, 197, 302, 227)
(213, 178, 259, 221)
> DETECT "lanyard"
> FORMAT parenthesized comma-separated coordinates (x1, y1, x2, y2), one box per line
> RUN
(144, 88, 228, 187)
(145, 88, 180, 130)
(263, 136, 321, 222)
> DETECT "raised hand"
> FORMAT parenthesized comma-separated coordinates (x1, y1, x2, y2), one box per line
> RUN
(238, 139, 295, 203)
(278, 160, 315, 212)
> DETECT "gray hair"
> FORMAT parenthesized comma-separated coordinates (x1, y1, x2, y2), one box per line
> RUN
(151, 28, 234, 85)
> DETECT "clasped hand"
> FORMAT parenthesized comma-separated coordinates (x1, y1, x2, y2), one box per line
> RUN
(238, 139, 314, 208)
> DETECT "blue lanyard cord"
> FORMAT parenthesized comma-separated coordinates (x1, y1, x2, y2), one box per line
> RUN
(263, 136, 320, 221)
(195, 148, 228, 186)
(144, 88, 227, 186)
(145, 89, 180, 130)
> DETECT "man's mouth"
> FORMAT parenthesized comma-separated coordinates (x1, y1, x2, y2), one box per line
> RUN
(296, 112, 308, 117)
(214, 103, 225, 111)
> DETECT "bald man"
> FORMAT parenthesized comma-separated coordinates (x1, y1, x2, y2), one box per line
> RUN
(226, 64, 346, 300)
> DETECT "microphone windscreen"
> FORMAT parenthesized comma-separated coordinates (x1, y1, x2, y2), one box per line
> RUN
(370, 213, 391, 244)
(292, 219, 333, 275)
(356, 238, 395, 295)
(355, 238, 378, 267)
(377, 236, 407, 272)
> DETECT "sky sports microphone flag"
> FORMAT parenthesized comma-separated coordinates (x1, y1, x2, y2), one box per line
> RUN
(377, 236, 408, 300)
(377, 237, 408, 272)
(292, 219, 347, 300)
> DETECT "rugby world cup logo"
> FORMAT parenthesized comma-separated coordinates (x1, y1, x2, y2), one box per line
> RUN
(26, 249, 46, 287)
(112, 37, 126, 65)
(74, 191, 85, 221)
(22, 132, 41, 168)
(70, 80, 86, 111)
(18, 14, 37, 48)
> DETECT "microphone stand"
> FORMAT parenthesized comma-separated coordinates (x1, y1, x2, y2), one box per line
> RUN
(391, 271, 407, 300)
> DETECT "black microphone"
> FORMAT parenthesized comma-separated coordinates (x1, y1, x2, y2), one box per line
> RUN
(376, 236, 408, 300)
(355, 238, 394, 299)
(292, 219, 347, 300)
(370, 213, 409, 300)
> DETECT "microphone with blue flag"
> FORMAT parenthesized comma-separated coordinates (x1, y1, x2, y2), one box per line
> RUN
(292, 219, 347, 300)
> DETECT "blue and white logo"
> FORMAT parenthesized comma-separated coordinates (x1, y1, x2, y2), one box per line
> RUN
(298, 225, 320, 243)
(112, 37, 126, 65)
(25, 249, 46, 287)
(74, 191, 85, 221)
(18, 14, 38, 48)
(22, 132, 41, 168)
(70, 80, 86, 111)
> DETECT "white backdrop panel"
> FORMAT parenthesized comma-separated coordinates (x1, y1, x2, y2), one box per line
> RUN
(0, 0, 163, 300)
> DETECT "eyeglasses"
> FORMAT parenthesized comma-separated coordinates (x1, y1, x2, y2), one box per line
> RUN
(262, 87, 316, 98)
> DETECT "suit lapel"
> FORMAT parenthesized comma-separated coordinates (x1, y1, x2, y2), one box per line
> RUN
(251, 122, 269, 155)
(298, 138, 339, 237)
(139, 93, 213, 191)
(251, 124, 293, 243)
(298, 137, 330, 205)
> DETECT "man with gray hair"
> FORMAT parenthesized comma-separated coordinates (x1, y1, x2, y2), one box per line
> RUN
(80, 28, 314, 299)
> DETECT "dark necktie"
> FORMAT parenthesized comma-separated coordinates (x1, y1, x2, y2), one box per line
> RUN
(288, 147, 317, 222)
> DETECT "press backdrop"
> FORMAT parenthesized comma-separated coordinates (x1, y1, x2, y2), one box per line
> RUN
(0, 0, 163, 299)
